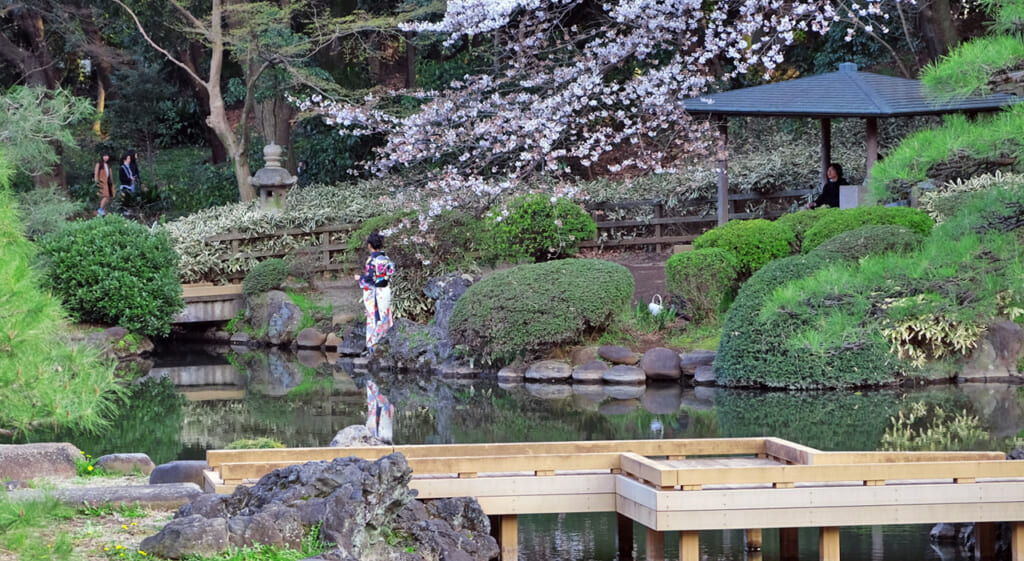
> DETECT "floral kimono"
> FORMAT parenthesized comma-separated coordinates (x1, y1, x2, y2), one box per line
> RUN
(358, 251, 395, 353)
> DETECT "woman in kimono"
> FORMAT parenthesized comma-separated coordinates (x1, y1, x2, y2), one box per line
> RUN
(353, 232, 395, 355)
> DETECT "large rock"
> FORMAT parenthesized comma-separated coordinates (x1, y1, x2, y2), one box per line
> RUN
(570, 346, 601, 365)
(962, 320, 1024, 379)
(150, 460, 209, 487)
(0, 443, 81, 480)
(144, 454, 498, 561)
(694, 365, 717, 386)
(525, 360, 572, 382)
(639, 347, 682, 381)
(329, 425, 389, 448)
(82, 326, 154, 361)
(296, 327, 327, 348)
(572, 360, 608, 383)
(8, 483, 202, 511)
(247, 290, 304, 346)
(603, 365, 645, 385)
(680, 350, 716, 375)
(598, 345, 640, 365)
(94, 453, 156, 476)
(381, 318, 453, 369)
(423, 273, 476, 334)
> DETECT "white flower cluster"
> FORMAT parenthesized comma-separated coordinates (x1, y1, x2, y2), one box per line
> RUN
(303, 0, 901, 228)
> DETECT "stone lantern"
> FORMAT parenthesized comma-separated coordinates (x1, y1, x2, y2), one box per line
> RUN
(249, 143, 297, 213)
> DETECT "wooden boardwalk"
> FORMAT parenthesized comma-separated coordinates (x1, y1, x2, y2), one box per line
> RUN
(204, 437, 1024, 561)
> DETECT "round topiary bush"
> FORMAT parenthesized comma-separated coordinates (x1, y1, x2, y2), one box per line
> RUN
(809, 224, 924, 261)
(664, 248, 738, 322)
(774, 207, 838, 252)
(242, 258, 290, 295)
(692, 219, 795, 277)
(801, 206, 934, 253)
(449, 259, 633, 364)
(714, 253, 895, 389)
(39, 215, 183, 336)
(484, 194, 597, 262)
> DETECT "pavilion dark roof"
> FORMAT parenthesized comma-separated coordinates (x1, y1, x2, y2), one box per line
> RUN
(683, 63, 1021, 118)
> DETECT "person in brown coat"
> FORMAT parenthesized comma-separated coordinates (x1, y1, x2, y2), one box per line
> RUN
(93, 152, 114, 216)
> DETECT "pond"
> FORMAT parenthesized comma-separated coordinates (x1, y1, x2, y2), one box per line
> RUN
(27, 345, 1024, 561)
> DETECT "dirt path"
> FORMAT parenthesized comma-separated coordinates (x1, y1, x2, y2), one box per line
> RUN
(585, 249, 670, 308)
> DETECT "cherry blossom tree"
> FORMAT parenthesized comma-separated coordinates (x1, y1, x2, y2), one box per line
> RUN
(302, 0, 897, 220)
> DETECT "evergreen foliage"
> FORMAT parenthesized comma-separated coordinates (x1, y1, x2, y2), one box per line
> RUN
(450, 259, 633, 364)
(0, 153, 124, 438)
(39, 216, 184, 336)
(713, 253, 896, 388)
(774, 207, 838, 252)
(664, 248, 738, 322)
(242, 259, 290, 295)
(801, 206, 934, 252)
(809, 224, 924, 261)
(484, 194, 597, 262)
(692, 219, 795, 278)
(14, 187, 83, 239)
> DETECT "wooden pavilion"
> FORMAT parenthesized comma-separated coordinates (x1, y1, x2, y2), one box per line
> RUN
(683, 62, 1021, 224)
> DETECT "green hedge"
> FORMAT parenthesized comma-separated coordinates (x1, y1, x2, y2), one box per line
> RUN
(39, 215, 184, 336)
(774, 207, 838, 252)
(665, 248, 738, 322)
(809, 224, 924, 261)
(484, 194, 597, 262)
(713, 253, 896, 388)
(450, 259, 633, 364)
(242, 258, 289, 295)
(693, 219, 795, 277)
(801, 206, 934, 253)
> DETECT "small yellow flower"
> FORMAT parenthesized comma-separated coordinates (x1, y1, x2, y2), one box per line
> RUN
(122, 524, 128, 529)
(104, 548, 110, 552)
(79, 451, 85, 455)
(88, 466, 94, 472)
(138, 552, 147, 556)
(116, 545, 124, 550)
(130, 522, 136, 526)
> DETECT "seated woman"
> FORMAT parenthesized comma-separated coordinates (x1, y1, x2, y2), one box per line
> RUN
(806, 163, 845, 209)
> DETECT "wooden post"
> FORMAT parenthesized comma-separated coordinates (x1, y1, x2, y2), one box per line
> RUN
(654, 202, 663, 253)
(679, 531, 699, 561)
(1011, 521, 1024, 561)
(865, 117, 879, 177)
(975, 522, 996, 561)
(745, 528, 763, 551)
(819, 526, 840, 561)
(780, 528, 800, 561)
(495, 514, 517, 561)
(646, 528, 665, 561)
(715, 116, 729, 226)
(820, 118, 832, 184)
(617, 514, 634, 561)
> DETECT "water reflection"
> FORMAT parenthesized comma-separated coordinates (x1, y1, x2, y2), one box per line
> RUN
(19, 346, 1018, 561)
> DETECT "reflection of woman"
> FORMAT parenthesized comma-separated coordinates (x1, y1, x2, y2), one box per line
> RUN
(353, 233, 395, 355)
(807, 163, 845, 209)
(93, 152, 114, 216)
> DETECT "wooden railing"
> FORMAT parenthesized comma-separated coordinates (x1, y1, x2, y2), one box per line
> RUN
(580, 189, 811, 250)
(200, 223, 357, 280)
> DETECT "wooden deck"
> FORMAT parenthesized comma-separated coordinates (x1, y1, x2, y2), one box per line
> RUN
(174, 284, 243, 323)
(204, 437, 1024, 561)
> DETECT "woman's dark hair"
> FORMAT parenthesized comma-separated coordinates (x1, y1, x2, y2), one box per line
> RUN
(98, 152, 111, 164)
(829, 162, 844, 179)
(367, 232, 385, 250)
(126, 149, 137, 162)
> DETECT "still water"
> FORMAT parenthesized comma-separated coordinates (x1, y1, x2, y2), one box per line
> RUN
(37, 345, 1024, 560)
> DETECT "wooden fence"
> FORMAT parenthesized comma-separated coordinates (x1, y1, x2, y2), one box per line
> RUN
(197, 190, 811, 281)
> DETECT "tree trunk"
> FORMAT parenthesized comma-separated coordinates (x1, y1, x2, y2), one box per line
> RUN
(919, 0, 960, 60)
(258, 95, 295, 170)
(183, 43, 228, 164)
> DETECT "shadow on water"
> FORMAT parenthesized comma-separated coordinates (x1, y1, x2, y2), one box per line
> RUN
(19, 345, 1023, 561)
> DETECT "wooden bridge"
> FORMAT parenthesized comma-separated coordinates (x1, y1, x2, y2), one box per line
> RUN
(174, 284, 243, 324)
(204, 437, 1024, 561)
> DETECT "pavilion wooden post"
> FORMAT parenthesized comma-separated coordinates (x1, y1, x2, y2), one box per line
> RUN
(491, 514, 518, 561)
(975, 522, 997, 561)
(715, 115, 730, 225)
(617, 514, 634, 561)
(745, 528, 763, 551)
(1011, 521, 1024, 561)
(820, 118, 832, 184)
(865, 117, 879, 176)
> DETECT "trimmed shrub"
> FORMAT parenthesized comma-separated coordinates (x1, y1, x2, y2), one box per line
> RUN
(38, 215, 183, 336)
(774, 207, 838, 252)
(810, 224, 924, 261)
(665, 248, 738, 322)
(801, 206, 934, 253)
(692, 219, 795, 277)
(484, 194, 597, 262)
(713, 253, 896, 388)
(242, 258, 289, 295)
(450, 259, 633, 364)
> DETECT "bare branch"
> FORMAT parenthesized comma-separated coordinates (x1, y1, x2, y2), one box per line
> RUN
(110, 0, 207, 89)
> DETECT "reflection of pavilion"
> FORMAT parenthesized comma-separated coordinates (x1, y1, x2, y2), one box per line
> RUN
(147, 364, 246, 401)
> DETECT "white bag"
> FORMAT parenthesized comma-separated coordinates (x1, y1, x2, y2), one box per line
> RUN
(648, 294, 663, 316)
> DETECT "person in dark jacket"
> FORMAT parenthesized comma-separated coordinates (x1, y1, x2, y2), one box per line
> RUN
(806, 163, 845, 209)
(118, 153, 137, 193)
